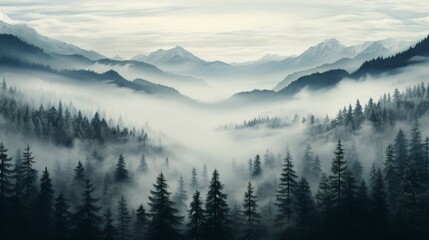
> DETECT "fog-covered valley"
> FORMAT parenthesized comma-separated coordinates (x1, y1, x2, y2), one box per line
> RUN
(1, 8, 429, 240)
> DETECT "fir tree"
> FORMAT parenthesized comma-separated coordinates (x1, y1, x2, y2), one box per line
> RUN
(190, 167, 198, 190)
(205, 169, 230, 240)
(173, 175, 187, 216)
(301, 144, 314, 180)
(187, 191, 205, 240)
(0, 142, 13, 231)
(146, 173, 182, 240)
(102, 209, 117, 240)
(138, 154, 147, 172)
(329, 139, 347, 210)
(133, 204, 147, 240)
(72, 178, 101, 240)
(252, 154, 262, 178)
(20, 144, 38, 204)
(74, 161, 86, 186)
(315, 173, 334, 234)
(53, 193, 71, 240)
(394, 129, 408, 178)
(369, 169, 388, 238)
(202, 164, 208, 189)
(384, 144, 399, 211)
(247, 159, 253, 178)
(294, 177, 315, 227)
(398, 160, 419, 229)
(263, 149, 276, 169)
(409, 120, 424, 182)
(275, 150, 297, 227)
(114, 154, 129, 183)
(117, 196, 131, 240)
(241, 182, 259, 240)
(38, 167, 54, 239)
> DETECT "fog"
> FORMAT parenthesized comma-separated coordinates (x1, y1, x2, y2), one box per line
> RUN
(2, 61, 429, 208)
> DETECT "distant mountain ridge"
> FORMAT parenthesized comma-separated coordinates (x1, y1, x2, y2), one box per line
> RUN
(0, 20, 105, 60)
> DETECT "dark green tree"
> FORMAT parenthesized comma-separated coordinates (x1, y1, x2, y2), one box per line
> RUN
(369, 169, 388, 238)
(146, 173, 182, 240)
(0, 142, 13, 232)
(241, 182, 259, 240)
(102, 208, 117, 240)
(384, 144, 399, 211)
(38, 167, 54, 239)
(133, 204, 147, 240)
(20, 144, 38, 204)
(205, 169, 230, 240)
(53, 193, 71, 240)
(294, 177, 315, 227)
(187, 191, 205, 240)
(409, 121, 424, 182)
(72, 178, 101, 240)
(190, 167, 198, 190)
(114, 154, 129, 183)
(329, 139, 347, 211)
(393, 129, 408, 178)
(117, 195, 131, 240)
(275, 150, 298, 227)
(252, 154, 262, 178)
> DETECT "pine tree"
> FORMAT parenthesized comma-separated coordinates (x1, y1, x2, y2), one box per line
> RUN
(102, 209, 117, 240)
(384, 144, 399, 211)
(252, 154, 262, 178)
(353, 99, 364, 128)
(294, 177, 315, 227)
(138, 154, 147, 172)
(394, 129, 408, 178)
(117, 196, 131, 240)
(0, 142, 13, 231)
(263, 149, 276, 169)
(72, 178, 101, 240)
(301, 144, 314, 180)
(38, 167, 54, 239)
(275, 150, 298, 227)
(329, 139, 347, 211)
(146, 173, 182, 240)
(247, 159, 253, 178)
(205, 169, 230, 240)
(133, 204, 147, 240)
(202, 164, 208, 189)
(114, 154, 129, 183)
(53, 193, 71, 240)
(187, 191, 205, 240)
(173, 175, 187, 216)
(74, 161, 86, 186)
(241, 182, 259, 240)
(20, 144, 38, 204)
(315, 173, 334, 233)
(190, 167, 198, 190)
(369, 168, 388, 238)
(409, 120, 424, 182)
(398, 160, 419, 229)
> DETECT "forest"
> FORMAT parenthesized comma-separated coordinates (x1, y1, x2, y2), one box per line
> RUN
(0, 81, 429, 240)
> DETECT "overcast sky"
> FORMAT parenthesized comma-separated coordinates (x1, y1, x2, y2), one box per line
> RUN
(1, 0, 428, 62)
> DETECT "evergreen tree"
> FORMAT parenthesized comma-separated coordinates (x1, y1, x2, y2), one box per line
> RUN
(409, 120, 424, 182)
(102, 208, 117, 240)
(202, 164, 208, 189)
(0, 142, 13, 231)
(20, 144, 38, 204)
(72, 178, 101, 240)
(247, 159, 253, 178)
(133, 204, 147, 240)
(394, 129, 408, 178)
(241, 182, 259, 240)
(53, 193, 71, 240)
(74, 161, 86, 186)
(315, 173, 334, 234)
(138, 154, 147, 172)
(38, 167, 54, 239)
(342, 170, 358, 235)
(329, 139, 347, 211)
(252, 154, 262, 178)
(353, 99, 364, 128)
(263, 149, 276, 169)
(355, 181, 370, 238)
(117, 196, 131, 240)
(294, 177, 315, 227)
(146, 173, 182, 240)
(384, 144, 399, 211)
(301, 144, 314, 180)
(205, 169, 230, 240)
(190, 167, 198, 190)
(187, 191, 205, 240)
(275, 150, 298, 227)
(398, 160, 419, 230)
(173, 175, 187, 216)
(114, 154, 129, 183)
(369, 169, 388, 238)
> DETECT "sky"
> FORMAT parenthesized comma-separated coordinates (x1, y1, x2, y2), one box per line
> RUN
(1, 0, 429, 62)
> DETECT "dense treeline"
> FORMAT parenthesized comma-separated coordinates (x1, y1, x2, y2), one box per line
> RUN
(0, 79, 148, 146)
(1, 121, 429, 240)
